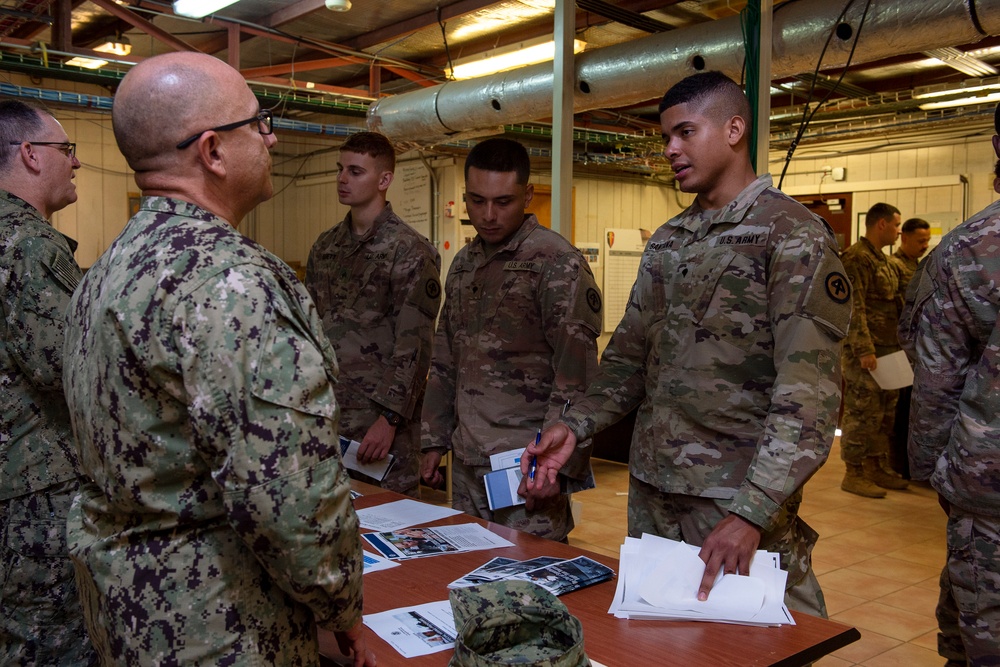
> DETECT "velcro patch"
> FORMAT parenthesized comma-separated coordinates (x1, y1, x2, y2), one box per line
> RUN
(825, 271, 851, 304)
(504, 261, 541, 272)
(586, 287, 602, 314)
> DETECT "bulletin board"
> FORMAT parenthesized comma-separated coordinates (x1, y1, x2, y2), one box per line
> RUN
(602, 228, 646, 332)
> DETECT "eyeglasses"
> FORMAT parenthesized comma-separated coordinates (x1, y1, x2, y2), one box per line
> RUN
(8, 141, 77, 158)
(175, 109, 274, 150)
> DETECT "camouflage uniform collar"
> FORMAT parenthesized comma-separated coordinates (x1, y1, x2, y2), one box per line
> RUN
(671, 174, 773, 233)
(340, 201, 395, 244)
(859, 235, 888, 261)
(470, 214, 539, 260)
(139, 195, 225, 223)
(0, 188, 78, 251)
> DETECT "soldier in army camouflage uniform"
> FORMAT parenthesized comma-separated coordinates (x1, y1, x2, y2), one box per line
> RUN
(839, 202, 909, 497)
(62, 53, 374, 666)
(888, 217, 930, 480)
(527, 72, 851, 617)
(0, 99, 96, 666)
(899, 108, 1000, 667)
(421, 138, 601, 543)
(306, 131, 441, 497)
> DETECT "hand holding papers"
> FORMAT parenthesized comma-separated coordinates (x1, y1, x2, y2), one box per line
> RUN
(609, 534, 794, 626)
(339, 436, 395, 482)
(868, 349, 914, 389)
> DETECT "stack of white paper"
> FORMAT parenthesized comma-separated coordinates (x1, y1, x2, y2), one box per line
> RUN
(608, 533, 794, 627)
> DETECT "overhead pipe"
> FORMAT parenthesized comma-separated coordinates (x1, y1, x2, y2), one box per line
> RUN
(368, 0, 1000, 143)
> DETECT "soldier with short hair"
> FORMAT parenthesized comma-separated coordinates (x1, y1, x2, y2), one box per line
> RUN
(306, 131, 440, 497)
(63, 53, 373, 666)
(421, 137, 601, 542)
(527, 71, 850, 615)
(899, 103, 1000, 667)
(0, 98, 96, 666)
(839, 202, 909, 497)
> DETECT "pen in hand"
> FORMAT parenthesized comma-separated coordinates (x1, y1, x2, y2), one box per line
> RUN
(529, 428, 540, 481)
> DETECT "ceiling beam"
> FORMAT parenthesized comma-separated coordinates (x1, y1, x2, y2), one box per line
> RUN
(262, 0, 327, 29)
(339, 0, 496, 51)
(253, 75, 374, 101)
(88, 0, 197, 52)
(241, 57, 358, 79)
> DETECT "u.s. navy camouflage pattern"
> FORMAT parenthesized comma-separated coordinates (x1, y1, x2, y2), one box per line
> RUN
(628, 475, 827, 617)
(63, 196, 363, 666)
(451, 459, 573, 542)
(0, 189, 94, 665)
(899, 199, 1000, 663)
(422, 215, 601, 540)
(306, 201, 441, 496)
(449, 580, 588, 667)
(562, 175, 850, 535)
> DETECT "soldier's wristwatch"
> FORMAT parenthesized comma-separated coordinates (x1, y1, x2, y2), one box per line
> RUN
(381, 408, 403, 427)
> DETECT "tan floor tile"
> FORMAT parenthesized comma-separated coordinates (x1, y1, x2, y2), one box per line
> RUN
(569, 520, 627, 549)
(819, 569, 909, 601)
(860, 641, 943, 667)
(833, 601, 937, 642)
(814, 655, 855, 667)
(875, 585, 940, 617)
(813, 540, 881, 571)
(849, 556, 941, 585)
(823, 588, 869, 616)
(884, 541, 947, 568)
(820, 529, 920, 556)
(829, 629, 902, 663)
(910, 629, 939, 653)
(914, 574, 941, 592)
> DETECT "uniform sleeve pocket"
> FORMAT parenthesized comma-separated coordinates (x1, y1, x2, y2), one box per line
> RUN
(750, 413, 802, 493)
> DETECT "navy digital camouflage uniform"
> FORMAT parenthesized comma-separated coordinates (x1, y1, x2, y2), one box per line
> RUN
(0, 190, 95, 666)
(306, 202, 441, 496)
(561, 175, 851, 617)
(422, 215, 602, 542)
(900, 199, 1000, 666)
(63, 197, 363, 666)
(839, 236, 901, 466)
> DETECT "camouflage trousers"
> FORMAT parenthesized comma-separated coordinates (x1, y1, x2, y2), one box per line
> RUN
(339, 405, 420, 497)
(840, 346, 899, 465)
(936, 564, 968, 666)
(451, 460, 573, 542)
(0, 477, 96, 666)
(627, 475, 827, 618)
(944, 508, 1000, 666)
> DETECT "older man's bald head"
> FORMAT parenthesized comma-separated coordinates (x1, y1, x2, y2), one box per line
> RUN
(113, 52, 244, 172)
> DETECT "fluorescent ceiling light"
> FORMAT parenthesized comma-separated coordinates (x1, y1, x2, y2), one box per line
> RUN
(919, 91, 1000, 110)
(173, 0, 240, 19)
(94, 38, 131, 57)
(65, 56, 108, 70)
(913, 82, 1000, 99)
(449, 39, 586, 80)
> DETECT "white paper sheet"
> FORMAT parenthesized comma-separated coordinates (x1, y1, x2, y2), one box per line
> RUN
(355, 499, 461, 532)
(362, 550, 400, 574)
(339, 437, 395, 482)
(363, 600, 456, 658)
(869, 349, 914, 390)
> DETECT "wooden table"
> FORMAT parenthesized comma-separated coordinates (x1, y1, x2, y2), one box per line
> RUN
(319, 483, 859, 666)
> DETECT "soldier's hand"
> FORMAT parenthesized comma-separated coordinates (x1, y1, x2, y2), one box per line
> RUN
(697, 514, 762, 601)
(335, 620, 377, 667)
(521, 423, 577, 490)
(860, 353, 878, 370)
(517, 469, 561, 511)
(358, 418, 395, 463)
(421, 450, 445, 489)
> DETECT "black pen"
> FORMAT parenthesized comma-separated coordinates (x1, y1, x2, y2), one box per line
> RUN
(529, 428, 540, 481)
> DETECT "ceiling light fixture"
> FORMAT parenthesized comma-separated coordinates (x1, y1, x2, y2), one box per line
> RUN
(65, 56, 109, 70)
(918, 91, 1000, 110)
(913, 81, 1000, 99)
(173, 0, 241, 19)
(448, 39, 586, 81)
(325, 0, 352, 10)
(95, 35, 131, 57)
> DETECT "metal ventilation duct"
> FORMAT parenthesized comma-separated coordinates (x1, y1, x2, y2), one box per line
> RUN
(368, 0, 1000, 143)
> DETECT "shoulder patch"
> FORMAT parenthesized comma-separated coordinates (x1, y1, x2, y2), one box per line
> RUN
(425, 277, 441, 300)
(825, 271, 851, 304)
(586, 287, 602, 314)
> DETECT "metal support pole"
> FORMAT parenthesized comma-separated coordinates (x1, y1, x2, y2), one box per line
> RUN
(551, 0, 575, 238)
(756, 0, 773, 176)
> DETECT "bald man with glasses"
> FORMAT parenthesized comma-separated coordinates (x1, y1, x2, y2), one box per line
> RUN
(0, 99, 95, 665)
(63, 53, 374, 666)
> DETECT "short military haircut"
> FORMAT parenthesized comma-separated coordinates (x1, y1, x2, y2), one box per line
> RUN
(901, 217, 930, 234)
(0, 98, 48, 172)
(658, 71, 752, 131)
(464, 137, 531, 185)
(340, 131, 396, 173)
(865, 202, 900, 227)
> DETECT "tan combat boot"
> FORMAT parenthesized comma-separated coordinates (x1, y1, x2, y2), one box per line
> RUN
(864, 456, 909, 490)
(841, 463, 887, 498)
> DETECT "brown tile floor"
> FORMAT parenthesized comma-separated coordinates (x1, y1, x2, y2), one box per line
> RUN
(566, 439, 949, 667)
